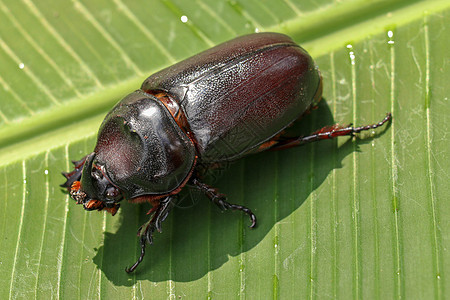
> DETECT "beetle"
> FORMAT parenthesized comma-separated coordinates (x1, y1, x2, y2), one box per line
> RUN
(61, 32, 391, 273)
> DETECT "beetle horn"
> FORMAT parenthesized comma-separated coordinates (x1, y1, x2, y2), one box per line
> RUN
(60, 154, 90, 190)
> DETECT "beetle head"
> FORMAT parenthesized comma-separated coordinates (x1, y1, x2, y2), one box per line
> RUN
(62, 90, 197, 215)
(70, 153, 122, 216)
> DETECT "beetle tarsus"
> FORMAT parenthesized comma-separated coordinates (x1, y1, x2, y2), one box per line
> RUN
(125, 197, 174, 273)
(192, 178, 257, 228)
(351, 112, 392, 133)
(125, 236, 146, 273)
(220, 201, 257, 228)
(126, 221, 154, 273)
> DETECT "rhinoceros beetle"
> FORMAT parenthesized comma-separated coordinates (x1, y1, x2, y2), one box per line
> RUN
(61, 32, 391, 273)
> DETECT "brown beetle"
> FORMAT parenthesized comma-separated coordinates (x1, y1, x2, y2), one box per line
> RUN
(62, 32, 391, 273)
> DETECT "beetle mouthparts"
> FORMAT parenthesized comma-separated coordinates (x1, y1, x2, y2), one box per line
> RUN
(68, 180, 87, 204)
(70, 188, 88, 205)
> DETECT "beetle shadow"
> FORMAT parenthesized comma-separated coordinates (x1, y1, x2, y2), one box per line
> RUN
(92, 99, 389, 285)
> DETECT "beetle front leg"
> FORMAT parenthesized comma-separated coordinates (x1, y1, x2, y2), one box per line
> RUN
(125, 196, 174, 273)
(191, 178, 257, 228)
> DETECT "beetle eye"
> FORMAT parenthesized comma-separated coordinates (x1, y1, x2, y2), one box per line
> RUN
(106, 186, 121, 201)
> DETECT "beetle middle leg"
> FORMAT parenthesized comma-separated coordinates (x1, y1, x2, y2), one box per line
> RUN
(191, 178, 257, 228)
(125, 196, 174, 273)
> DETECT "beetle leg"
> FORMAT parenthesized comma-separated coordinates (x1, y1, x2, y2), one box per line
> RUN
(268, 113, 392, 151)
(125, 196, 174, 273)
(191, 178, 257, 228)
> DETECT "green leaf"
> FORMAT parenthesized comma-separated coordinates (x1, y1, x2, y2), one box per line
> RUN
(1, 0, 448, 298)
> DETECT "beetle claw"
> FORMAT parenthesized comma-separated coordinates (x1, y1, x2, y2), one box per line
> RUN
(222, 200, 257, 228)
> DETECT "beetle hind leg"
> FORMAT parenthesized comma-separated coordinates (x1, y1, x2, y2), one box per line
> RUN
(267, 113, 392, 151)
(125, 197, 174, 273)
(191, 178, 257, 228)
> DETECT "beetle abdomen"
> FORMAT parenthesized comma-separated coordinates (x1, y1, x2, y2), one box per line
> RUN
(142, 32, 322, 163)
